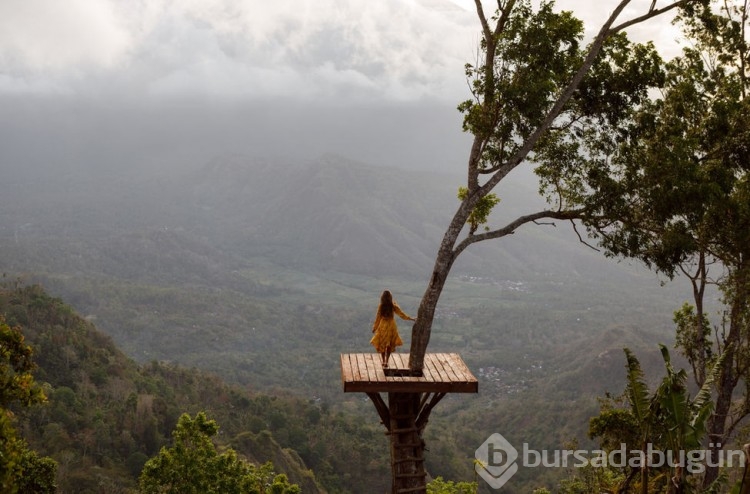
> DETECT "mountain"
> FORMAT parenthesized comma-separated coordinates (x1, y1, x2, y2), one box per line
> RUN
(1, 152, 658, 281)
(171, 153, 652, 280)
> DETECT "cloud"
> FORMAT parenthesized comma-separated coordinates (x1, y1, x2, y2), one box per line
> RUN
(0, 0, 686, 102)
(0, 0, 477, 102)
(0, 0, 131, 71)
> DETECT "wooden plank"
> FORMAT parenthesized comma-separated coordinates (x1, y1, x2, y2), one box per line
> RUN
(441, 354, 462, 382)
(450, 353, 476, 381)
(391, 353, 407, 370)
(352, 354, 363, 385)
(368, 354, 379, 381)
(426, 355, 450, 383)
(340, 354, 352, 383)
(446, 353, 478, 392)
(432, 353, 454, 382)
(419, 357, 436, 382)
(341, 354, 353, 391)
(437, 353, 461, 382)
(391, 353, 407, 383)
(357, 354, 367, 381)
(364, 353, 381, 383)
(422, 356, 443, 383)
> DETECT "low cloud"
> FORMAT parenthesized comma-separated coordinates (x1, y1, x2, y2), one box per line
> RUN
(0, 0, 131, 71)
(0, 0, 476, 102)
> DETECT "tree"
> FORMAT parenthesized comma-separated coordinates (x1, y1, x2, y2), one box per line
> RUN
(578, 0, 749, 486)
(139, 411, 299, 494)
(408, 0, 701, 372)
(392, 1, 706, 492)
(0, 316, 56, 493)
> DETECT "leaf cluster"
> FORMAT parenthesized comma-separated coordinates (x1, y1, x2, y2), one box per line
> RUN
(0, 316, 56, 493)
(583, 0, 750, 277)
(459, 0, 585, 170)
(457, 186, 500, 234)
(139, 411, 300, 494)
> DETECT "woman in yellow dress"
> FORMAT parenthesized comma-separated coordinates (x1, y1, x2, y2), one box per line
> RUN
(370, 290, 416, 367)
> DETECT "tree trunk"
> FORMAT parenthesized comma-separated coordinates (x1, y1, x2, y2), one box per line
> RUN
(408, 260, 453, 373)
(703, 321, 737, 487)
(703, 267, 747, 488)
(408, 205, 468, 372)
(388, 392, 426, 494)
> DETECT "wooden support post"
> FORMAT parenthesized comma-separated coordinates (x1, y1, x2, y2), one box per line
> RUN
(388, 392, 426, 494)
(367, 392, 391, 430)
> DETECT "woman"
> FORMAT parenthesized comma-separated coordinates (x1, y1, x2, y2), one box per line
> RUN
(370, 290, 415, 367)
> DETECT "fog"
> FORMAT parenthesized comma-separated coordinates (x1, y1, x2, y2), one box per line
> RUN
(0, 0, 685, 183)
(0, 96, 473, 182)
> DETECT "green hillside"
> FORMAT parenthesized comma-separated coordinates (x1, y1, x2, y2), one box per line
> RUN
(1, 283, 404, 493)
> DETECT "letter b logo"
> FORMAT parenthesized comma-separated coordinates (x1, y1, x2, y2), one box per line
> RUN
(475, 433, 519, 489)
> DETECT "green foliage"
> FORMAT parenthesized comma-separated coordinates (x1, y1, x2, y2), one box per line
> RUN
(0, 317, 46, 409)
(0, 316, 56, 494)
(556, 462, 624, 494)
(139, 412, 299, 494)
(456, 0, 666, 210)
(578, 1, 750, 486)
(457, 187, 500, 234)
(673, 303, 713, 371)
(654, 344, 718, 454)
(459, 0, 585, 163)
(623, 348, 651, 436)
(0, 283, 399, 492)
(426, 476, 477, 494)
(15, 450, 58, 494)
(582, 0, 750, 278)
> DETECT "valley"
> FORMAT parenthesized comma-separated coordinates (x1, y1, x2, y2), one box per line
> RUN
(0, 154, 696, 492)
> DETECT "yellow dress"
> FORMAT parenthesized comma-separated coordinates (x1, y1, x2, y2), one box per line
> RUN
(370, 304, 412, 353)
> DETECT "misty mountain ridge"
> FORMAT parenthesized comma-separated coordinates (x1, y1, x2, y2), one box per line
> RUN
(182, 153, 656, 282)
(1, 152, 660, 286)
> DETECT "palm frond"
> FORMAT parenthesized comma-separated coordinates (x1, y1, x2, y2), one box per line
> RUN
(624, 348, 651, 426)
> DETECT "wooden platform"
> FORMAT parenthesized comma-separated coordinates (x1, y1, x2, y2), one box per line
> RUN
(340, 353, 478, 393)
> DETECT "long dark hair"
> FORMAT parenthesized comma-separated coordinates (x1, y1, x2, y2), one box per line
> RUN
(379, 290, 394, 318)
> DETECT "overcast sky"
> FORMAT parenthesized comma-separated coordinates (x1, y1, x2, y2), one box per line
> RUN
(0, 0, 684, 174)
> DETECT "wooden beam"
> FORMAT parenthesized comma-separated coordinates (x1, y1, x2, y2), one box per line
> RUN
(366, 392, 390, 430)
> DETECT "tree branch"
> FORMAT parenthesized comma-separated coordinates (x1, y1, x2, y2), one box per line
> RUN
(453, 209, 587, 257)
(572, 220, 602, 252)
(473, 0, 492, 40)
(609, 0, 696, 35)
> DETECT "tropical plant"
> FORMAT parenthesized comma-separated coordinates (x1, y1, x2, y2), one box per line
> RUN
(590, 345, 724, 493)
